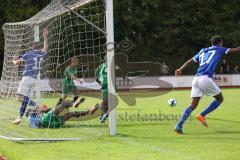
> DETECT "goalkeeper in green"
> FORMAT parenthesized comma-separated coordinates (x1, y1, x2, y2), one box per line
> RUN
(57, 56, 84, 106)
(26, 98, 99, 128)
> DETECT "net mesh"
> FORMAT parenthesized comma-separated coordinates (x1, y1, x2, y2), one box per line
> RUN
(0, 0, 107, 140)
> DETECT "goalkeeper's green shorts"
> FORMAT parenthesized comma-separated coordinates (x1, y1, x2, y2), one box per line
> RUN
(62, 81, 77, 95)
(40, 111, 65, 128)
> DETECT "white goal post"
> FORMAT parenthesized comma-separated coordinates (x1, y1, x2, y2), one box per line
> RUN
(105, 0, 116, 136)
(0, 0, 116, 142)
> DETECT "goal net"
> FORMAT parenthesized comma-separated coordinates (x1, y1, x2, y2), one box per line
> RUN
(0, 0, 114, 141)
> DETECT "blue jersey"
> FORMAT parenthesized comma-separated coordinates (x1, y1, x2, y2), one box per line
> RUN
(193, 46, 229, 78)
(20, 50, 46, 79)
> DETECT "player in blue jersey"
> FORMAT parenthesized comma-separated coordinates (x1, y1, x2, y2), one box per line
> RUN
(12, 28, 48, 125)
(174, 35, 240, 134)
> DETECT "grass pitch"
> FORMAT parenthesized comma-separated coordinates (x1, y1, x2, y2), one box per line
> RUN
(0, 89, 240, 160)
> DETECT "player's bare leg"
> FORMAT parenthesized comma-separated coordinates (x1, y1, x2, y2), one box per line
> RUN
(16, 95, 24, 102)
(63, 103, 100, 121)
(53, 99, 87, 117)
(175, 97, 200, 134)
(216, 93, 224, 101)
(197, 92, 224, 127)
(53, 100, 73, 116)
(56, 94, 68, 106)
(190, 97, 201, 109)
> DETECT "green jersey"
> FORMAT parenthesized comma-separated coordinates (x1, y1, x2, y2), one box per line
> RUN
(95, 63, 108, 100)
(95, 63, 108, 87)
(62, 66, 78, 94)
(40, 111, 65, 128)
(95, 63, 120, 100)
(64, 66, 77, 83)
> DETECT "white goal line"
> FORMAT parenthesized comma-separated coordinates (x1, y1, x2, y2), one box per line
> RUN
(0, 135, 81, 142)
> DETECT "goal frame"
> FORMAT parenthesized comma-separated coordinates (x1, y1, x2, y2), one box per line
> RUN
(0, 0, 116, 142)
(106, 0, 116, 136)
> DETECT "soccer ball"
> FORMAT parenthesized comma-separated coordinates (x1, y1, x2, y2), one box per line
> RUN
(168, 98, 177, 107)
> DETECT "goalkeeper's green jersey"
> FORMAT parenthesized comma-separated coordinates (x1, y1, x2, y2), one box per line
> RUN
(95, 63, 108, 87)
(40, 111, 65, 128)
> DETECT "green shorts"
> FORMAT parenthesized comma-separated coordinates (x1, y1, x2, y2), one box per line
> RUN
(63, 81, 77, 95)
(101, 84, 108, 100)
(40, 111, 65, 128)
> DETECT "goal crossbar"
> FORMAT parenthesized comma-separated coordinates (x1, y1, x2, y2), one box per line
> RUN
(59, 1, 106, 35)
(3, 0, 99, 27)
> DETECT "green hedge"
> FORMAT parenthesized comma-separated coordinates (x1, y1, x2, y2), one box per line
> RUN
(1, 0, 240, 76)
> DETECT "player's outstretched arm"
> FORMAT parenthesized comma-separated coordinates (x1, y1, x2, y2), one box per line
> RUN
(42, 28, 48, 52)
(115, 65, 127, 80)
(175, 58, 195, 76)
(227, 48, 240, 54)
(71, 75, 82, 83)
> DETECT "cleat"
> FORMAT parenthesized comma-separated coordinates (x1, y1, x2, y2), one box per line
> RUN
(196, 114, 208, 127)
(72, 96, 79, 103)
(100, 113, 109, 123)
(99, 113, 104, 120)
(13, 117, 22, 125)
(174, 125, 183, 135)
(72, 97, 85, 108)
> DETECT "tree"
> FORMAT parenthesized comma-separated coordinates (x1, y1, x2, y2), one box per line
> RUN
(1, 0, 240, 77)
(114, 0, 240, 74)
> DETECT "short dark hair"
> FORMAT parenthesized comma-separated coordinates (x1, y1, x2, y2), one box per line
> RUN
(211, 35, 223, 45)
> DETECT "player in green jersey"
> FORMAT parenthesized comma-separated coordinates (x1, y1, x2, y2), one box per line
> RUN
(95, 61, 108, 123)
(26, 98, 99, 128)
(95, 56, 125, 123)
(57, 56, 84, 106)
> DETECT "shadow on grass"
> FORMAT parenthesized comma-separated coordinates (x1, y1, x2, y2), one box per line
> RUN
(208, 117, 240, 124)
(115, 133, 139, 138)
(188, 130, 240, 136)
(60, 124, 108, 129)
(118, 122, 170, 127)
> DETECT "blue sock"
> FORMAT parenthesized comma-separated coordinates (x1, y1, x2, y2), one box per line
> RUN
(19, 96, 29, 118)
(201, 100, 221, 117)
(28, 99, 37, 107)
(177, 106, 193, 128)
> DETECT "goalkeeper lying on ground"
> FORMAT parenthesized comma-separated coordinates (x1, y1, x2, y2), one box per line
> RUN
(26, 98, 99, 128)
